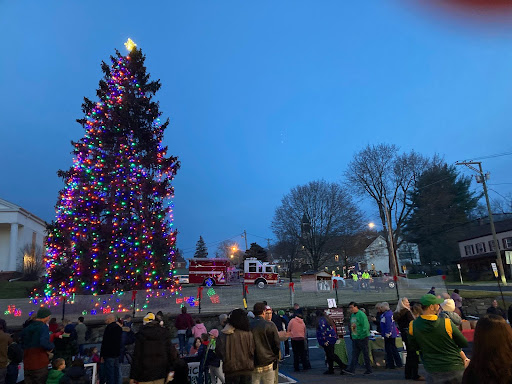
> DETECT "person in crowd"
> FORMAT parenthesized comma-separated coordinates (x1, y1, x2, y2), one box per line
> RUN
(21, 307, 55, 384)
(278, 310, 290, 358)
(394, 297, 423, 381)
(156, 311, 165, 327)
(219, 314, 228, 330)
(411, 303, 423, 318)
(49, 324, 64, 343)
(486, 299, 506, 319)
(175, 307, 195, 356)
(0, 318, 12, 384)
(247, 311, 255, 319)
(344, 302, 372, 376)
(379, 302, 402, 369)
(192, 318, 207, 339)
(23, 313, 37, 329)
(190, 337, 202, 356)
(196, 333, 210, 384)
(48, 318, 59, 334)
(216, 308, 255, 384)
(100, 314, 122, 384)
(451, 290, 464, 319)
(60, 358, 89, 384)
(74, 317, 87, 356)
(46, 358, 65, 384)
(287, 313, 310, 372)
(409, 294, 468, 384)
(462, 314, 512, 384)
(292, 303, 303, 317)
(53, 324, 78, 366)
(372, 303, 383, 333)
(129, 312, 178, 384)
(89, 346, 100, 364)
(5, 334, 23, 384)
(120, 314, 135, 363)
(316, 309, 346, 375)
(351, 272, 360, 292)
(440, 299, 462, 327)
(206, 329, 224, 384)
(250, 302, 280, 384)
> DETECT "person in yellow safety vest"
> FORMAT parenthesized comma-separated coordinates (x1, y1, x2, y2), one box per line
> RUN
(352, 272, 360, 292)
(362, 271, 370, 290)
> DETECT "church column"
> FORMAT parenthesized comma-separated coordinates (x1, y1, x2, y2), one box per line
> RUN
(9, 223, 19, 271)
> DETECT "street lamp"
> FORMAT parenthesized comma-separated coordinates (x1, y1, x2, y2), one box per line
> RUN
(368, 222, 376, 229)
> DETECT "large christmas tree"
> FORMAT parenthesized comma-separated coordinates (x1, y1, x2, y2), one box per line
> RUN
(43, 39, 180, 297)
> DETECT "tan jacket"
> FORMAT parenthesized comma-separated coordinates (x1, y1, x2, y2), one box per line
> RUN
(216, 324, 255, 375)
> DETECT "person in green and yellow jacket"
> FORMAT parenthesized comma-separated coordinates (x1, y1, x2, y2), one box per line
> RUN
(409, 294, 468, 384)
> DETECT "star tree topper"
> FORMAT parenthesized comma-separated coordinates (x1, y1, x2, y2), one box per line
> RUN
(124, 38, 137, 51)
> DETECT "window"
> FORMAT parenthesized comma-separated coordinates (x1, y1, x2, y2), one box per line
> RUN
(489, 240, 500, 252)
(475, 242, 486, 254)
(464, 245, 475, 256)
(503, 238, 512, 249)
(266, 266, 273, 273)
(248, 263, 257, 273)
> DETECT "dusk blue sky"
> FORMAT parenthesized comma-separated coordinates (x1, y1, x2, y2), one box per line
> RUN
(1, 1, 512, 259)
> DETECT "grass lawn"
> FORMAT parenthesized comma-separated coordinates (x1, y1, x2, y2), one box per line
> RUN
(0, 281, 40, 299)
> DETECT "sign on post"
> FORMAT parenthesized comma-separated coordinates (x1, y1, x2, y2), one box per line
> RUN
(327, 298, 337, 308)
(491, 262, 498, 278)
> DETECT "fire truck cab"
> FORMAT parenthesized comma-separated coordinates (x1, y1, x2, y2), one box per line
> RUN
(244, 258, 279, 288)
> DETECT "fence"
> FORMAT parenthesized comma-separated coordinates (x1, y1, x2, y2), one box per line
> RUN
(0, 275, 448, 326)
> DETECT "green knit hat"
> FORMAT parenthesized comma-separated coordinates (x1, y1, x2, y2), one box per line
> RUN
(278, 310, 285, 316)
(36, 307, 51, 319)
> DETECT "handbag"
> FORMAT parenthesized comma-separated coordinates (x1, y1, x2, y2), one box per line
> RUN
(185, 328, 192, 338)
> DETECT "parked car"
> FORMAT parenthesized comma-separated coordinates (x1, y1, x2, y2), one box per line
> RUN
(175, 275, 189, 284)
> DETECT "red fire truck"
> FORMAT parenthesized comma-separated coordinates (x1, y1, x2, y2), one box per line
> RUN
(243, 258, 280, 288)
(188, 257, 279, 288)
(188, 258, 240, 286)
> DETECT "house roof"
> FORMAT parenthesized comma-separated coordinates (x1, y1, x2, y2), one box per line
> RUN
(0, 197, 47, 226)
(458, 218, 512, 242)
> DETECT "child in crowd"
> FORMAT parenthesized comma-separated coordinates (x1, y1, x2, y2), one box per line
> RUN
(90, 346, 101, 363)
(192, 318, 207, 339)
(207, 329, 224, 384)
(189, 337, 202, 356)
(60, 358, 90, 384)
(46, 358, 66, 384)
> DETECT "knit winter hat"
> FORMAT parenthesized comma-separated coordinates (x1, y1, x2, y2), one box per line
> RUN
(441, 299, 455, 313)
(143, 312, 155, 324)
(209, 329, 219, 338)
(36, 307, 51, 319)
(278, 310, 285, 316)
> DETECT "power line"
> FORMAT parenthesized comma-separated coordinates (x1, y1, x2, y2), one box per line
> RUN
(458, 150, 512, 162)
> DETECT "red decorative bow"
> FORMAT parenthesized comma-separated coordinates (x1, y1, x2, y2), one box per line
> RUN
(131, 290, 137, 301)
(197, 286, 204, 299)
(289, 282, 295, 292)
(244, 284, 249, 294)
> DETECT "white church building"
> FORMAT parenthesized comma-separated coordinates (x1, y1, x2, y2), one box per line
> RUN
(0, 198, 47, 272)
(363, 235, 421, 273)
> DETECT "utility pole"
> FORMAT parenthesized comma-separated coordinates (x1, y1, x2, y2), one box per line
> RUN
(456, 160, 507, 285)
(243, 230, 248, 251)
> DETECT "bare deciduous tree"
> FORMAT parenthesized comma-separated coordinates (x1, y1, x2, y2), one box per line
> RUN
(19, 244, 45, 281)
(345, 144, 432, 275)
(271, 180, 364, 271)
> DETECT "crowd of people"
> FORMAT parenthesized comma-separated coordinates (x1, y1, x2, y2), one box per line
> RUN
(1, 289, 512, 384)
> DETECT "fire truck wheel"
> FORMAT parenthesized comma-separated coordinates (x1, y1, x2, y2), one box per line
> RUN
(255, 279, 267, 289)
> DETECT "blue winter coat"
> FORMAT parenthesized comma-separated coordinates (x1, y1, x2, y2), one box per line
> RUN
(316, 316, 337, 346)
(380, 310, 398, 338)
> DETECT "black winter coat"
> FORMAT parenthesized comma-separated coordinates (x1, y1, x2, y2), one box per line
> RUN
(129, 322, 178, 382)
(60, 366, 89, 384)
